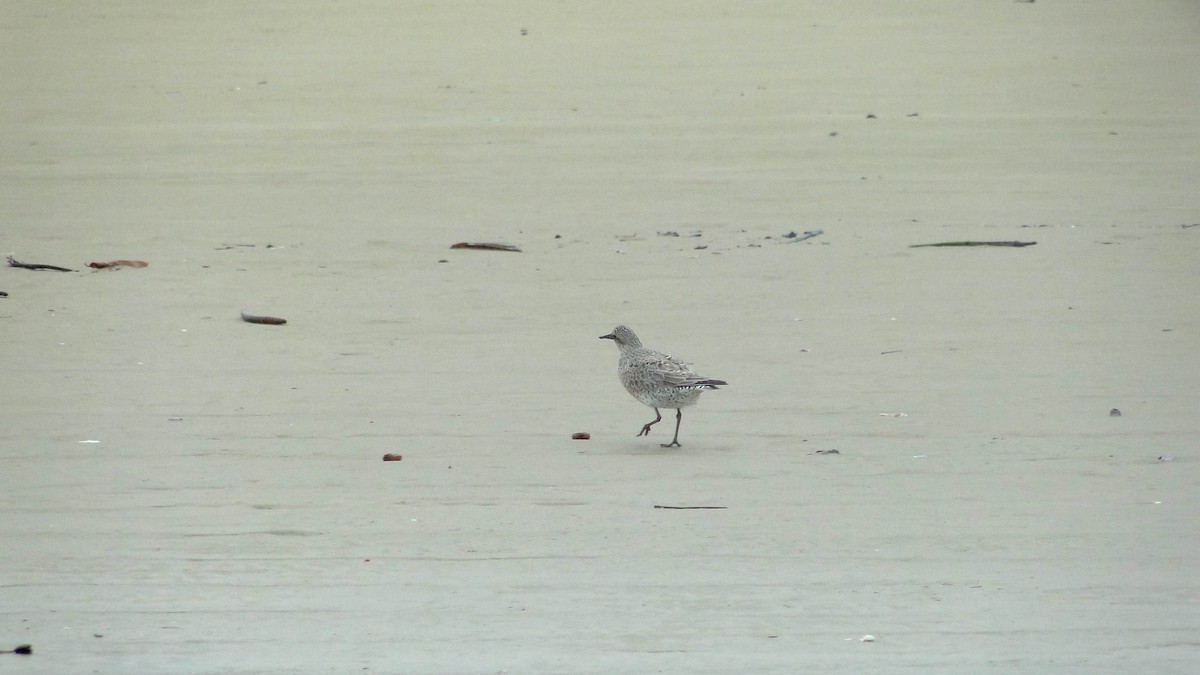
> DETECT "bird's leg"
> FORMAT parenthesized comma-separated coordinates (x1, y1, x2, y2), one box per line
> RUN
(661, 409, 683, 448)
(638, 408, 663, 437)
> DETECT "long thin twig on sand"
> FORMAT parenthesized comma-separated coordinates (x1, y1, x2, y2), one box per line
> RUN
(910, 241, 1036, 248)
(449, 242, 522, 252)
(6, 255, 74, 271)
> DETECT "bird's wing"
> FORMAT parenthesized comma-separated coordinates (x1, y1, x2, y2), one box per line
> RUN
(646, 353, 717, 388)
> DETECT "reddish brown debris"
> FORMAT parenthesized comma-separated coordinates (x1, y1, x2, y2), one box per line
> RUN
(571, 432, 591, 440)
(382, 453, 403, 462)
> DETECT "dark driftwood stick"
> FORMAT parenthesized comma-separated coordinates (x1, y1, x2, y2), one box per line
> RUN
(910, 241, 1036, 248)
(6, 255, 74, 272)
(653, 505, 727, 510)
(449, 242, 522, 252)
(240, 310, 287, 325)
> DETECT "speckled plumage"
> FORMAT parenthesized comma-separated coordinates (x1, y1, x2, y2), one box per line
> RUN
(599, 325, 726, 447)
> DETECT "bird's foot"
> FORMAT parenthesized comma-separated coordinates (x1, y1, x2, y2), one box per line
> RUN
(660, 441, 681, 448)
(637, 425, 653, 437)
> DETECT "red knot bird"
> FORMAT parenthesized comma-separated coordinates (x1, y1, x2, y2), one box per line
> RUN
(599, 325, 726, 447)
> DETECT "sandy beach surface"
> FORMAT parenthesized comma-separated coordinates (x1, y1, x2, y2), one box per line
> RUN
(2, 2, 1198, 673)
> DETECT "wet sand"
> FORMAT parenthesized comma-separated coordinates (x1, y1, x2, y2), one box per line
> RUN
(2, 2, 1198, 673)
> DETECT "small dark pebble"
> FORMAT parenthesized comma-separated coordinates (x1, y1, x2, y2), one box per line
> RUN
(866, 113, 877, 119)
(382, 453, 403, 462)
(815, 449, 840, 455)
(572, 432, 591, 440)
(1109, 408, 1122, 417)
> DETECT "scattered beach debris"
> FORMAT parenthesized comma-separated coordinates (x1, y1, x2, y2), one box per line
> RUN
(0, 291, 7, 297)
(1156, 455, 1174, 462)
(0, 644, 32, 655)
(1109, 408, 1122, 417)
(88, 260, 148, 269)
(6, 255, 74, 272)
(214, 243, 264, 250)
(653, 505, 727, 510)
(781, 229, 823, 243)
(860, 635, 876, 643)
(657, 231, 680, 237)
(814, 449, 840, 455)
(879, 412, 908, 417)
(880, 349, 902, 355)
(449, 242, 521, 252)
(1182, 223, 1199, 229)
(382, 453, 403, 462)
(910, 241, 1036, 248)
(571, 432, 591, 440)
(240, 310, 287, 325)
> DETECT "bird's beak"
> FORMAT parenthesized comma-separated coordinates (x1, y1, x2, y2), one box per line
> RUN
(599, 333, 615, 340)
